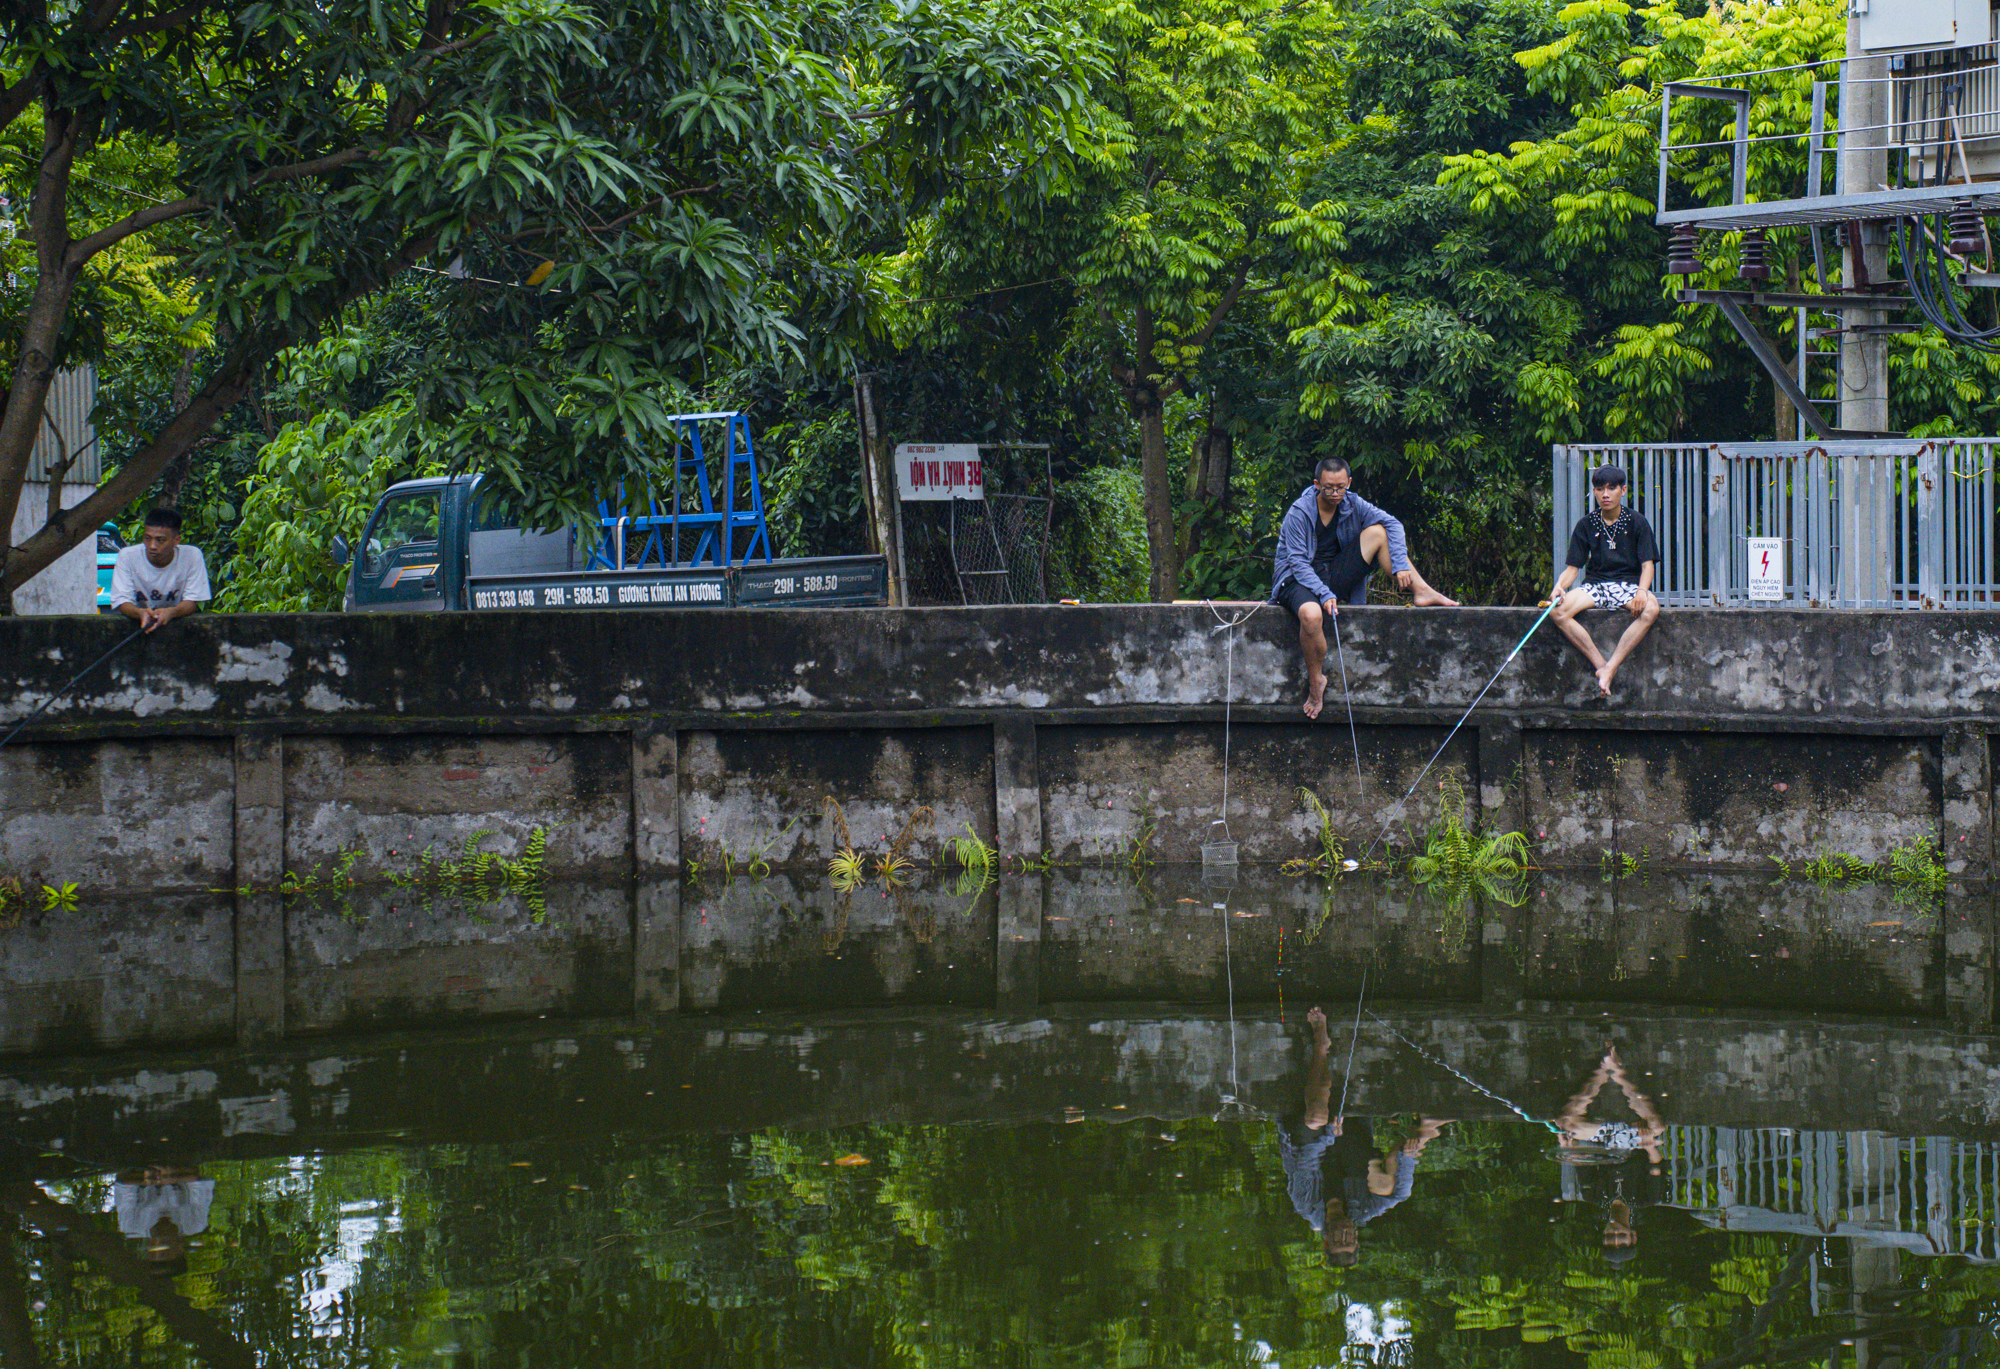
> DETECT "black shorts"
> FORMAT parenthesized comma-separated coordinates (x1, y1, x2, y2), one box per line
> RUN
(1277, 544, 1371, 617)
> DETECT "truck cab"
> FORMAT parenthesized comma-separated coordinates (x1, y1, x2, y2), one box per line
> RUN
(344, 476, 471, 612)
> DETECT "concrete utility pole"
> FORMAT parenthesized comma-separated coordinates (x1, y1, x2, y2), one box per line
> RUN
(1838, 12, 1893, 436)
(1837, 17, 1894, 603)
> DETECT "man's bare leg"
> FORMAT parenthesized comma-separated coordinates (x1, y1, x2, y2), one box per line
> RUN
(1357, 525, 1458, 607)
(1297, 600, 1330, 720)
(1302, 1006, 1334, 1128)
(1594, 591, 1659, 695)
(1551, 588, 1608, 688)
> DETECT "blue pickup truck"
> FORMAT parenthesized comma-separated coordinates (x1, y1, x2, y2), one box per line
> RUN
(336, 473, 886, 613)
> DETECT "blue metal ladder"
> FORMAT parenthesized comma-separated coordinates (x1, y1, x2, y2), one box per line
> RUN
(586, 411, 774, 571)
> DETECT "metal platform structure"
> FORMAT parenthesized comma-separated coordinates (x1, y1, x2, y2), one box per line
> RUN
(1653, 9, 2000, 437)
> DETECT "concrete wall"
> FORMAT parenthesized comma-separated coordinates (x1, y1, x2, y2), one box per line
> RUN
(3, 606, 1999, 887)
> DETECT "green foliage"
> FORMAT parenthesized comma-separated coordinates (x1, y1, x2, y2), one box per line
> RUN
(946, 823, 996, 874)
(763, 411, 870, 560)
(221, 323, 442, 611)
(1285, 786, 1350, 873)
(391, 828, 553, 918)
(1047, 466, 1149, 602)
(1784, 835, 1949, 900)
(37, 881, 81, 913)
(1, 0, 1110, 603)
(1407, 774, 1529, 910)
(827, 849, 867, 891)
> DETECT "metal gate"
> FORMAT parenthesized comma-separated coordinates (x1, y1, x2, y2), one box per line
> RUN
(1554, 440, 2000, 607)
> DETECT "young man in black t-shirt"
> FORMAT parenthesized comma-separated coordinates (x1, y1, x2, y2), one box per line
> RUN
(1552, 465, 1660, 696)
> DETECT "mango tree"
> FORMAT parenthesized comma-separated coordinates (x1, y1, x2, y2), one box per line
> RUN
(0, 0, 1102, 609)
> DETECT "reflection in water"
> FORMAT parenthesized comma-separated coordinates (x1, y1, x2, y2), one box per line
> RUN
(0, 868, 1995, 1364)
(8, 1110, 1998, 1367)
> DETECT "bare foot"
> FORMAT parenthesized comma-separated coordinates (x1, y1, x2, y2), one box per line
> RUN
(1412, 586, 1459, 607)
(1303, 675, 1326, 720)
(1308, 1005, 1331, 1048)
(1595, 663, 1616, 696)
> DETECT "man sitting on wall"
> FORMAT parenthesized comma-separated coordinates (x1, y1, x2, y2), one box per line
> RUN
(1271, 456, 1458, 719)
(110, 507, 211, 632)
(1551, 465, 1660, 696)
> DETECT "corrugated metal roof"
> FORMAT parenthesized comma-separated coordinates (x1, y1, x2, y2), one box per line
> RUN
(25, 367, 98, 483)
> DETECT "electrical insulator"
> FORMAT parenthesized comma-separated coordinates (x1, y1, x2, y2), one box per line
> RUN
(1948, 201, 1985, 258)
(1737, 229, 1772, 281)
(1666, 224, 1703, 276)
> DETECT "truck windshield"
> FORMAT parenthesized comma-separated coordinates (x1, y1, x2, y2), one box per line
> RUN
(362, 492, 441, 576)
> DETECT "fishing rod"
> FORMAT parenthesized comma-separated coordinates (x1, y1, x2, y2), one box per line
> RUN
(1328, 609, 1365, 806)
(1334, 963, 1368, 1121)
(0, 626, 145, 751)
(1349, 591, 1563, 868)
(1364, 1009, 1561, 1133)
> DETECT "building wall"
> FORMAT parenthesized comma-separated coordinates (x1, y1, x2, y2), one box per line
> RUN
(8, 480, 99, 615)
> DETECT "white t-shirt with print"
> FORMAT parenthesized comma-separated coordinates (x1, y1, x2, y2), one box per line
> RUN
(110, 544, 211, 609)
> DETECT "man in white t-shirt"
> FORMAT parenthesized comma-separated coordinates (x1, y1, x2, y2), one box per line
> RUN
(110, 507, 211, 631)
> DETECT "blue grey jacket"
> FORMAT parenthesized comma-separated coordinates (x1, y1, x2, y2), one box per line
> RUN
(1269, 484, 1410, 605)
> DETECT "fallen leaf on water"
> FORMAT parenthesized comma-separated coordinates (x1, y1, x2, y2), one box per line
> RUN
(509, 1162, 533, 1168)
(1867, 921, 1902, 928)
(833, 1154, 871, 1167)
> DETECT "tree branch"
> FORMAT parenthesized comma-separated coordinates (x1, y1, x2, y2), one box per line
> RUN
(4, 338, 263, 595)
(65, 146, 376, 266)
(1182, 257, 1256, 355)
(103, 0, 220, 41)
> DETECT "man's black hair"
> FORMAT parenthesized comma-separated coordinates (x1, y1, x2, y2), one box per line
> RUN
(143, 507, 184, 532)
(1315, 456, 1351, 480)
(1590, 465, 1628, 489)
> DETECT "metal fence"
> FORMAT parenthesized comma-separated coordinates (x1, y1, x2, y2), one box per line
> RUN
(1555, 440, 2000, 607)
(1647, 1125, 2000, 1263)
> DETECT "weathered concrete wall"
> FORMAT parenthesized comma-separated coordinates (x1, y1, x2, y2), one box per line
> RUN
(284, 733, 631, 879)
(0, 738, 234, 888)
(4, 606, 2000, 885)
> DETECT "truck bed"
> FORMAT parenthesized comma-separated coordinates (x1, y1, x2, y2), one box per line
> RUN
(466, 555, 886, 610)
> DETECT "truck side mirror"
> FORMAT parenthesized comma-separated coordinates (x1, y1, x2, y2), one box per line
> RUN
(330, 535, 351, 566)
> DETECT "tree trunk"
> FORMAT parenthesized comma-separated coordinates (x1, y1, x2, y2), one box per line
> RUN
(1135, 390, 1178, 601)
(853, 375, 903, 606)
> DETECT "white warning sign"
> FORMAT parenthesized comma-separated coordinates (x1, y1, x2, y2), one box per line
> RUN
(895, 443, 983, 501)
(1747, 537, 1784, 601)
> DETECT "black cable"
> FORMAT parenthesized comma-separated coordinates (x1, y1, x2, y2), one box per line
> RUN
(1897, 213, 2000, 354)
(0, 627, 144, 751)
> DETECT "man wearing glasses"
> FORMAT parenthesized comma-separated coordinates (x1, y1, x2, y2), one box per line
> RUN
(1271, 457, 1457, 719)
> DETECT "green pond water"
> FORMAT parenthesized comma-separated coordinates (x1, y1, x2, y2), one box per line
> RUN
(1, 868, 1996, 1366)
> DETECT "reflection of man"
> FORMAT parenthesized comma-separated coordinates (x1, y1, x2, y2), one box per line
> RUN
(1555, 1046, 1667, 1265)
(110, 507, 210, 633)
(1278, 1006, 1450, 1266)
(114, 1165, 214, 1263)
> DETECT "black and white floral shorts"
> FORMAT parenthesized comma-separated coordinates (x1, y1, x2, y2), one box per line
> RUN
(1583, 581, 1639, 612)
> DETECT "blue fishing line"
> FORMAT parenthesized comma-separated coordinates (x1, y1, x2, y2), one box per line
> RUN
(1356, 593, 1562, 865)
